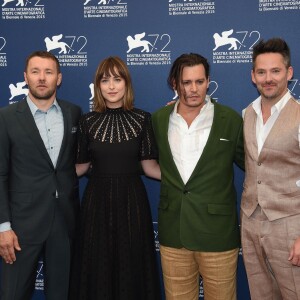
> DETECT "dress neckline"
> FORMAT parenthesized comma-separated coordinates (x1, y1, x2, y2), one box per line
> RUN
(106, 106, 124, 113)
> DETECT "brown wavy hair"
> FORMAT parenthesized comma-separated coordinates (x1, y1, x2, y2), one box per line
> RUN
(93, 56, 134, 112)
(167, 53, 210, 97)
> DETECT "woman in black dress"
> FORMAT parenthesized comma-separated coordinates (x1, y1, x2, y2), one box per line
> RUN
(70, 56, 161, 299)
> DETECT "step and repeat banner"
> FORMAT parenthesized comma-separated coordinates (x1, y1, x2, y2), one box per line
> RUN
(1, 0, 300, 299)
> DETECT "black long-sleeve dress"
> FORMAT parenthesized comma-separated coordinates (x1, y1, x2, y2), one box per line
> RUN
(69, 107, 161, 300)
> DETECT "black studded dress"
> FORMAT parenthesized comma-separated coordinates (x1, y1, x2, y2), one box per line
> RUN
(70, 107, 161, 300)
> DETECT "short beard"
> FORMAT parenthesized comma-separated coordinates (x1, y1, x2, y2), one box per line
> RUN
(29, 88, 56, 101)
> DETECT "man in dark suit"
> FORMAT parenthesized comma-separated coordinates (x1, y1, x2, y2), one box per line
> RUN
(152, 53, 244, 300)
(0, 51, 82, 300)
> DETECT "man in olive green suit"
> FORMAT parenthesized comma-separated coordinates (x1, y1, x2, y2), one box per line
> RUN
(152, 53, 244, 300)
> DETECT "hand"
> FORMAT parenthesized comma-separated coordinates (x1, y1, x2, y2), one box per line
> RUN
(76, 162, 91, 177)
(0, 230, 21, 264)
(141, 159, 161, 180)
(288, 237, 300, 266)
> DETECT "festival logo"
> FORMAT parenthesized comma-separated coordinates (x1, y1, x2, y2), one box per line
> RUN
(172, 90, 178, 100)
(89, 83, 94, 100)
(212, 29, 261, 64)
(44, 34, 73, 55)
(213, 29, 244, 51)
(8, 80, 28, 104)
(83, 0, 127, 18)
(2, 0, 32, 6)
(127, 32, 153, 54)
(2, 0, 45, 20)
(258, 0, 300, 12)
(88, 82, 94, 111)
(35, 260, 44, 291)
(153, 222, 159, 252)
(289, 78, 300, 101)
(208, 81, 219, 101)
(84, 0, 125, 4)
(199, 277, 204, 298)
(168, 0, 215, 16)
(0, 36, 7, 67)
(126, 32, 171, 66)
(44, 33, 88, 67)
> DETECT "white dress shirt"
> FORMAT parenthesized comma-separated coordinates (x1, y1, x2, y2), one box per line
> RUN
(168, 96, 214, 184)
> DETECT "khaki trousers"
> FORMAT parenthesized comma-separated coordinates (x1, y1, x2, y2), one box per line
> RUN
(241, 207, 300, 300)
(160, 245, 238, 300)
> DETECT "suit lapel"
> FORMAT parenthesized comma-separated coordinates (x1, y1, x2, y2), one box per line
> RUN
(16, 99, 53, 167)
(56, 100, 70, 168)
(160, 105, 173, 158)
(187, 102, 226, 183)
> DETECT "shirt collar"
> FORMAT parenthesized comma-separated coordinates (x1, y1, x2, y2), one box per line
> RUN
(26, 96, 61, 115)
(173, 95, 212, 117)
(252, 90, 291, 116)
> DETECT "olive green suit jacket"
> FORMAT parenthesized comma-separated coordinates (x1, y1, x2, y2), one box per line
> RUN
(152, 100, 244, 251)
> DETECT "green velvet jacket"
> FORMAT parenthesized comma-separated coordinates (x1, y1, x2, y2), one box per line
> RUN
(152, 100, 244, 251)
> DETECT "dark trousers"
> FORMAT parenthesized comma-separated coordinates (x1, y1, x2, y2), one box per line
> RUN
(0, 207, 72, 300)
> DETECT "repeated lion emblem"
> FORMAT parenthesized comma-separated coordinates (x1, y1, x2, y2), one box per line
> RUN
(2, 0, 31, 6)
(44, 34, 73, 54)
(126, 32, 154, 53)
(213, 29, 244, 51)
(8, 81, 28, 100)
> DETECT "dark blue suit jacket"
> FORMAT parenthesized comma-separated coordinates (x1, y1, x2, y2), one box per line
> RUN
(0, 98, 82, 243)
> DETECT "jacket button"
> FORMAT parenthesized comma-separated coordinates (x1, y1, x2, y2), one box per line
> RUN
(258, 180, 261, 184)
